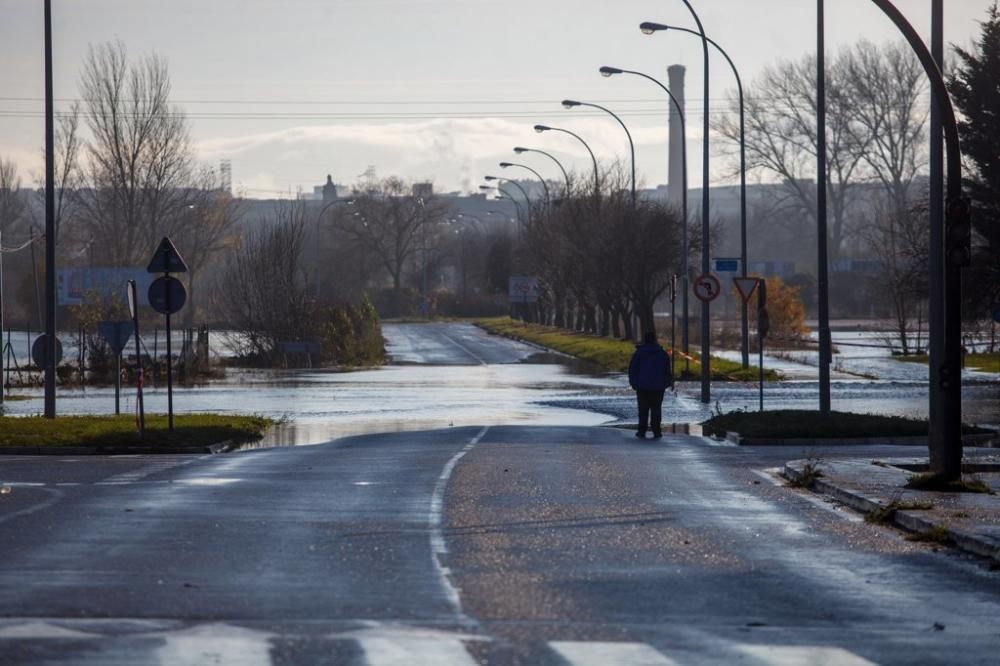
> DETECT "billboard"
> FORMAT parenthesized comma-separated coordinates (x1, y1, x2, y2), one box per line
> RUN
(57, 268, 155, 307)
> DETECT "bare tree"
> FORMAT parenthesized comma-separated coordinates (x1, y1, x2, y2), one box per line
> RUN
(843, 40, 929, 212)
(715, 51, 868, 261)
(334, 178, 451, 292)
(862, 201, 929, 354)
(173, 168, 243, 324)
(716, 40, 930, 265)
(0, 158, 26, 238)
(218, 200, 312, 361)
(75, 41, 193, 266)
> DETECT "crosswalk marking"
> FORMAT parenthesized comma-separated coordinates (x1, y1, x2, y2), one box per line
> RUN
(736, 644, 877, 666)
(550, 641, 679, 666)
(0, 620, 884, 666)
(356, 636, 478, 666)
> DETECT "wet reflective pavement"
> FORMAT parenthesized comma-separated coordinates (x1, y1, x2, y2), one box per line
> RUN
(1, 323, 999, 664)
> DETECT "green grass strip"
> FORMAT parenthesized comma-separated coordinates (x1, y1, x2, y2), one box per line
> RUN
(475, 317, 780, 381)
(702, 409, 992, 439)
(896, 352, 999, 373)
(0, 414, 274, 449)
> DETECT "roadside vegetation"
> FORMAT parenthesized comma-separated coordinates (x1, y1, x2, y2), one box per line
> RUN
(701, 409, 994, 440)
(476, 317, 780, 382)
(895, 352, 1000, 374)
(0, 414, 274, 449)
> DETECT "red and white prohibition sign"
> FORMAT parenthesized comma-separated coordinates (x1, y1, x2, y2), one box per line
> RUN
(693, 273, 722, 303)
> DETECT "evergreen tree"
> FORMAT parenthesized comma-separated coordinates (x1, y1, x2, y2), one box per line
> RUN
(948, 3, 1000, 316)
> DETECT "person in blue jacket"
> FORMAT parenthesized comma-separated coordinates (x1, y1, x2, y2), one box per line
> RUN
(628, 331, 673, 439)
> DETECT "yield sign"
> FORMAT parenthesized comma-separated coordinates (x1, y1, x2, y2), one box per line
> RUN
(733, 277, 760, 304)
(146, 237, 189, 274)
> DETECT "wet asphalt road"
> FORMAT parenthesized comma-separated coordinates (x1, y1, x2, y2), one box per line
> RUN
(1, 323, 999, 664)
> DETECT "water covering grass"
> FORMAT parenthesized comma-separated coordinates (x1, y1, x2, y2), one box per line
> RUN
(701, 409, 993, 440)
(475, 317, 780, 382)
(0, 414, 274, 449)
(896, 351, 1000, 373)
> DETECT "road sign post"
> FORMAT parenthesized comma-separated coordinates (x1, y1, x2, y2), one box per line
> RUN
(146, 238, 188, 431)
(757, 281, 768, 412)
(733, 277, 767, 411)
(127, 281, 145, 436)
(98, 321, 134, 415)
(693, 273, 721, 400)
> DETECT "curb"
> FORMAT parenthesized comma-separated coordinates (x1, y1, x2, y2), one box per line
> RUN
(0, 439, 239, 456)
(729, 433, 997, 447)
(783, 460, 1000, 564)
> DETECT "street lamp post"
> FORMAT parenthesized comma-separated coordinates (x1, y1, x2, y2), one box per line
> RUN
(484, 176, 532, 209)
(313, 197, 354, 297)
(642, 2, 713, 404)
(480, 185, 524, 240)
(534, 125, 600, 195)
(499, 162, 551, 208)
(43, 0, 56, 418)
(600, 65, 691, 370)
(816, 0, 833, 415)
(634, 25, 751, 370)
(863, 0, 967, 479)
(513, 147, 571, 196)
(561, 100, 636, 207)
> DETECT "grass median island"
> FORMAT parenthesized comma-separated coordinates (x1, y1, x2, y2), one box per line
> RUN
(0, 414, 274, 449)
(896, 352, 1000, 373)
(475, 317, 780, 382)
(701, 409, 994, 440)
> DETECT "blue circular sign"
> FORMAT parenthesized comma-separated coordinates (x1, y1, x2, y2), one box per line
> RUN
(148, 276, 187, 315)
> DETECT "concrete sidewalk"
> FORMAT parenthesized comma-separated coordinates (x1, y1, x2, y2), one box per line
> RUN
(784, 452, 1000, 564)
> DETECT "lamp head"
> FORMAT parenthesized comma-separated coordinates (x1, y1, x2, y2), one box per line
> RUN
(534, 124, 551, 133)
(639, 21, 669, 35)
(513, 146, 528, 154)
(478, 185, 494, 191)
(599, 66, 623, 77)
(484, 175, 498, 182)
(499, 162, 513, 168)
(561, 99, 581, 109)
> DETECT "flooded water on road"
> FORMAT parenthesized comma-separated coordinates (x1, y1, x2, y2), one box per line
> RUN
(2, 324, 997, 443)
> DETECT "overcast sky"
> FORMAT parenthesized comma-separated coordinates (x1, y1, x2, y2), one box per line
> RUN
(1, 0, 995, 197)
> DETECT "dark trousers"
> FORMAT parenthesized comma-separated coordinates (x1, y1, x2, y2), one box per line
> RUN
(636, 389, 666, 435)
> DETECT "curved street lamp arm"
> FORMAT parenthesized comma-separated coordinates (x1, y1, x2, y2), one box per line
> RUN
(658, 26, 743, 99)
(548, 127, 600, 193)
(505, 163, 551, 205)
(519, 148, 571, 194)
(575, 101, 636, 203)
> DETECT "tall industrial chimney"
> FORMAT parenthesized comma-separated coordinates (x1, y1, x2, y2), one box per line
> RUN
(667, 65, 686, 209)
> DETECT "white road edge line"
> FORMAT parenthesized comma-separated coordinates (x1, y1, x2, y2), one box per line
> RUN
(439, 331, 488, 366)
(429, 426, 489, 620)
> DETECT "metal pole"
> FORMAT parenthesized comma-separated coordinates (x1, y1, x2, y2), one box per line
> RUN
(676, 0, 713, 404)
(927, 0, 946, 474)
(648, 27, 750, 369)
(574, 102, 636, 207)
(114, 352, 121, 415)
(129, 280, 145, 437)
(43, 0, 56, 418)
(518, 148, 571, 195)
(0, 230, 4, 406)
(816, 0, 833, 414)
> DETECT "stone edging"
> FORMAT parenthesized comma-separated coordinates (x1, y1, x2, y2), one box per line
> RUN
(783, 460, 1000, 563)
(0, 439, 239, 456)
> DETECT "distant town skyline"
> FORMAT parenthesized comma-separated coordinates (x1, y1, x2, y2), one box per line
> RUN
(1, 0, 994, 197)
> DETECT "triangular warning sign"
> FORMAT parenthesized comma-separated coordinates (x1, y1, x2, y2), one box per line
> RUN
(733, 277, 759, 304)
(146, 237, 189, 274)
